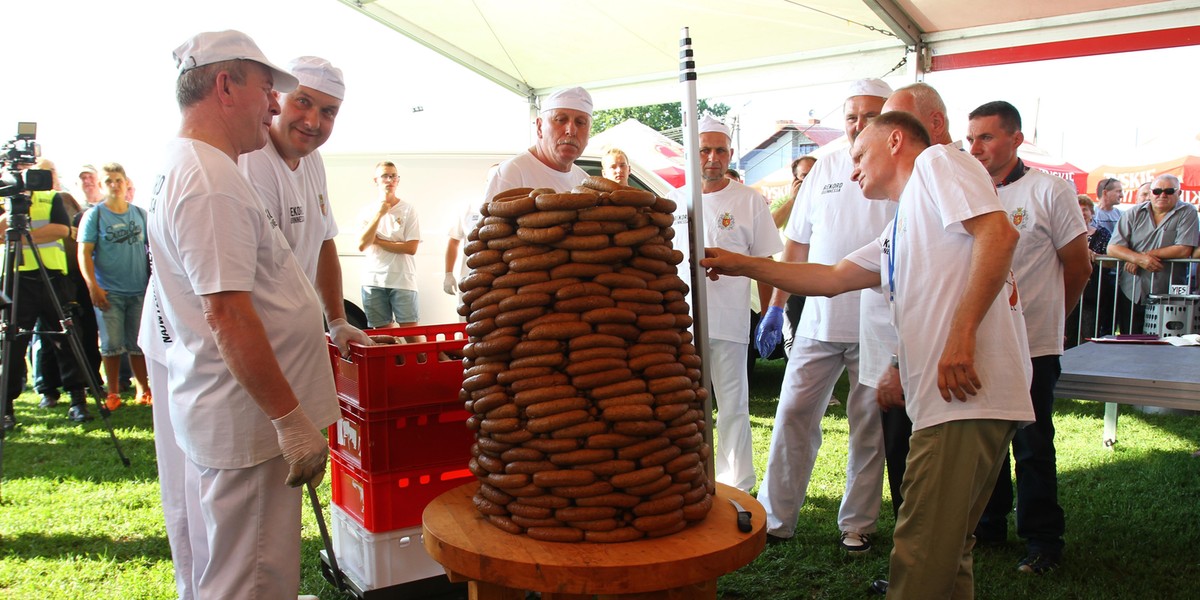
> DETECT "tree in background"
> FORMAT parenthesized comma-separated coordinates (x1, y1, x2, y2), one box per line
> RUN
(591, 100, 731, 136)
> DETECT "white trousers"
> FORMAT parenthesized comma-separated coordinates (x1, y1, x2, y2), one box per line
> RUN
(758, 337, 884, 537)
(709, 338, 756, 492)
(152, 357, 203, 600)
(152, 357, 304, 599)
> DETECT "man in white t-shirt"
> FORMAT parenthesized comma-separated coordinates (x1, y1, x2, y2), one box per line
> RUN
(443, 164, 499, 297)
(753, 79, 893, 550)
(669, 114, 782, 492)
(967, 100, 1091, 575)
(143, 30, 338, 599)
(238, 56, 370, 349)
(358, 161, 422, 327)
(481, 86, 593, 203)
(702, 112, 1033, 598)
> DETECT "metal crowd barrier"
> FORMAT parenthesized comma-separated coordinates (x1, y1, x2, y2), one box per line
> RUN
(1066, 257, 1200, 348)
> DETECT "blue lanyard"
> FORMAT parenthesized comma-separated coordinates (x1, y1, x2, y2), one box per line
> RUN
(887, 215, 898, 303)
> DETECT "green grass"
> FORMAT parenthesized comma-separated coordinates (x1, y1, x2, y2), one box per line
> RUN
(1, 362, 1198, 599)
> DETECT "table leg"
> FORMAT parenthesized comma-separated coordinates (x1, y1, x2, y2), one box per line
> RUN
(469, 580, 526, 600)
(1103, 402, 1119, 449)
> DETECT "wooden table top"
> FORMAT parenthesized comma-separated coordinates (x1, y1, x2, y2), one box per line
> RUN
(422, 481, 765, 596)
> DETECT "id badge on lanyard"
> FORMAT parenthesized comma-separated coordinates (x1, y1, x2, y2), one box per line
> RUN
(887, 215, 899, 327)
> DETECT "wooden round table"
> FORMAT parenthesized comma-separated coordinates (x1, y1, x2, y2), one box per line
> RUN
(422, 481, 765, 599)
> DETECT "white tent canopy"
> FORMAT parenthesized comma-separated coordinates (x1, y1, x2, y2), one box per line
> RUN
(337, 0, 1200, 107)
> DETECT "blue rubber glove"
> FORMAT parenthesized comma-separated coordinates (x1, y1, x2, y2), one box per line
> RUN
(755, 306, 784, 358)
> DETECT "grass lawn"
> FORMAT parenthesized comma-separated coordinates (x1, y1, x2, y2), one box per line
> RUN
(1, 360, 1197, 599)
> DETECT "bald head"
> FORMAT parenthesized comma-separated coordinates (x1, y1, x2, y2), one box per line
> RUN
(883, 83, 951, 146)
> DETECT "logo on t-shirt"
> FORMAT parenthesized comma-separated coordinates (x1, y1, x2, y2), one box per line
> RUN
(289, 206, 304, 224)
(821, 182, 843, 195)
(1009, 207, 1029, 230)
(716, 212, 735, 230)
(264, 208, 279, 229)
(318, 194, 327, 216)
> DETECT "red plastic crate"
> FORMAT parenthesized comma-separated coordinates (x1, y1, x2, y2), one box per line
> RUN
(327, 323, 467, 412)
(328, 400, 474, 473)
(330, 452, 474, 532)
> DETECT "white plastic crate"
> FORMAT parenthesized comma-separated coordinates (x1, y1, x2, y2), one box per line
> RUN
(1144, 294, 1200, 337)
(330, 505, 446, 590)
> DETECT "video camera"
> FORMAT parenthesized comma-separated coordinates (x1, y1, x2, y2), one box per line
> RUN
(0, 122, 52, 201)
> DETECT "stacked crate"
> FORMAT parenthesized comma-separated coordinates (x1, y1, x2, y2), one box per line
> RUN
(325, 323, 475, 592)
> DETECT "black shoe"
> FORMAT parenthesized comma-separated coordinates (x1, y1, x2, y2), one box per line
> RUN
(1017, 552, 1060, 574)
(766, 532, 791, 545)
(840, 531, 872, 553)
(868, 579, 888, 595)
(67, 404, 93, 423)
(38, 394, 59, 409)
(2, 413, 15, 431)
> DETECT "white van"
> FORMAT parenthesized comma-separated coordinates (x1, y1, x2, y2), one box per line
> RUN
(323, 152, 674, 326)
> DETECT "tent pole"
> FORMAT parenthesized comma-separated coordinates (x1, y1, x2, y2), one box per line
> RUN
(679, 27, 715, 485)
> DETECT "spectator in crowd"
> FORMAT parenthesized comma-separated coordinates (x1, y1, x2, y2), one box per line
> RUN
(753, 79, 893, 551)
(601, 148, 631, 186)
(2, 164, 93, 430)
(1092, 177, 1123, 234)
(1136, 182, 1152, 204)
(144, 30, 336, 598)
(1067, 195, 1113, 345)
(703, 111, 1032, 599)
(967, 100, 1091, 575)
(771, 156, 815, 229)
(24, 159, 104, 409)
(358, 161, 421, 328)
(78, 162, 151, 410)
(1106, 174, 1198, 333)
(724, 168, 742, 182)
(668, 114, 781, 493)
(76, 164, 105, 207)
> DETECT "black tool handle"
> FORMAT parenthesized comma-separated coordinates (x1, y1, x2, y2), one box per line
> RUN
(735, 510, 751, 533)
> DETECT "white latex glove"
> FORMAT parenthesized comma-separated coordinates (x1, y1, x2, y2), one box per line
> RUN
(271, 405, 330, 488)
(443, 272, 458, 295)
(329, 317, 373, 358)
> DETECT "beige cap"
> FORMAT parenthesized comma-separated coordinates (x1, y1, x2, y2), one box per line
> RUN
(289, 56, 345, 100)
(541, 87, 593, 116)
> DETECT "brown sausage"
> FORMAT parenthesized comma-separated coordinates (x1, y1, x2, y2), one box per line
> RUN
(509, 353, 565, 369)
(577, 205, 637, 222)
(504, 460, 557, 475)
(521, 312, 580, 333)
(653, 403, 691, 422)
(510, 373, 570, 392)
(575, 492, 642, 509)
(555, 281, 611, 300)
(610, 288, 664, 304)
(517, 277, 582, 295)
(493, 306, 547, 328)
(526, 409, 591, 434)
(510, 515, 566, 529)
(512, 384, 577, 407)
(493, 270, 550, 289)
(638, 329, 682, 346)
(608, 189, 657, 208)
(469, 287, 517, 312)
(643, 363, 687, 379)
(486, 515, 525, 534)
(639, 445, 683, 468)
(511, 339, 563, 358)
(636, 313, 677, 330)
(552, 234, 611, 251)
(500, 447, 545, 463)
(633, 494, 685, 517)
(568, 333, 627, 351)
(648, 375, 694, 395)
(523, 396, 589, 419)
(548, 448, 614, 466)
(550, 421, 608, 439)
(590, 379, 648, 400)
(485, 472, 531, 490)
(487, 195, 536, 218)
(535, 192, 599, 211)
(532, 469, 597, 488)
(628, 352, 676, 372)
(515, 225, 568, 245)
(522, 438, 581, 454)
(565, 357, 628, 376)
(613, 420, 667, 436)
(593, 272, 648, 289)
(506, 502, 553, 520)
(570, 246, 634, 264)
(595, 393, 655, 410)
(550, 262, 614, 279)
(554, 295, 616, 313)
(509, 249, 570, 273)
(569, 347, 628, 362)
(465, 249, 503, 269)
(582, 307, 638, 325)
(516, 209, 577, 228)
(525, 527, 584, 543)
(610, 465, 666, 489)
(572, 368, 633, 390)
(527, 321, 593, 340)
(549, 481, 615, 499)
(602, 404, 654, 422)
(613, 225, 660, 247)
(495, 366, 554, 386)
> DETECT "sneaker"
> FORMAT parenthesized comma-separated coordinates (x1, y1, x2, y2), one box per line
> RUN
(1016, 552, 1060, 574)
(105, 393, 122, 411)
(868, 579, 889, 595)
(38, 395, 59, 409)
(2, 413, 15, 431)
(839, 531, 872, 553)
(68, 404, 94, 423)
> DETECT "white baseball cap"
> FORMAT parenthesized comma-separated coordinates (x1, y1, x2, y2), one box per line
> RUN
(541, 87, 593, 116)
(289, 56, 345, 100)
(846, 78, 893, 100)
(173, 30, 298, 92)
(698, 114, 731, 139)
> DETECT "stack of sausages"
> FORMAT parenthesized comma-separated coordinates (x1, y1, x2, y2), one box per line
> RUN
(459, 176, 714, 543)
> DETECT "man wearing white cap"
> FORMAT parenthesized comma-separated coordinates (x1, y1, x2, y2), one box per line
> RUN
(481, 86, 593, 203)
(668, 114, 781, 492)
(142, 30, 337, 599)
(238, 55, 370, 352)
(753, 78, 894, 551)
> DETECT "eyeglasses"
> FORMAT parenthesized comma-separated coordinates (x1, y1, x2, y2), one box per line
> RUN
(1151, 187, 1177, 196)
(378, 174, 399, 181)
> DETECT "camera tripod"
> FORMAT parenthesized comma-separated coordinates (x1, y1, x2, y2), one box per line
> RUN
(0, 192, 130, 484)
